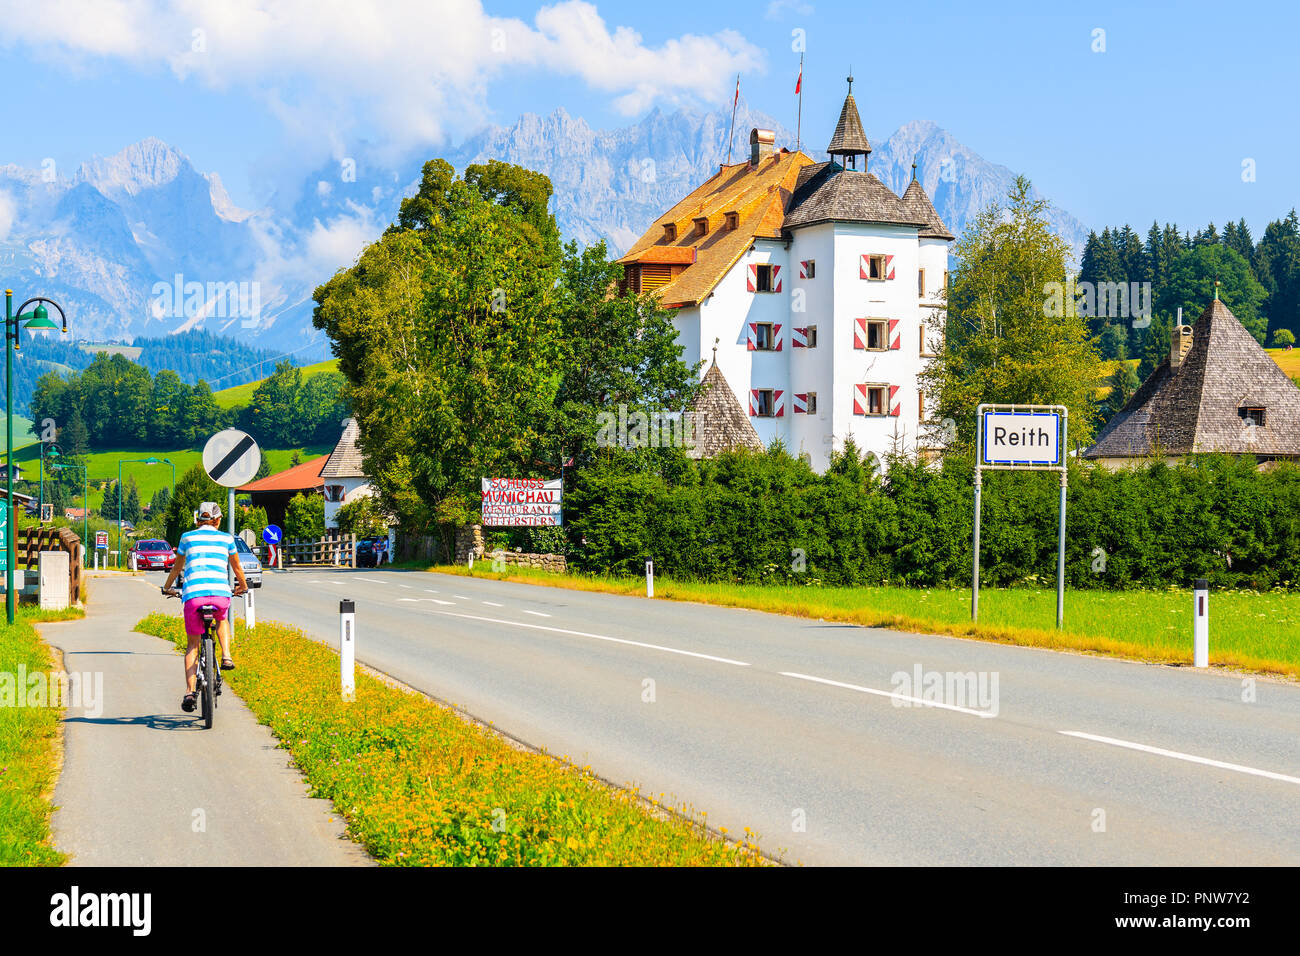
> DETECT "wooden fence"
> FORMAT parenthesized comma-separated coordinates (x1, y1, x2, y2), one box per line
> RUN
(17, 526, 84, 603)
(283, 533, 357, 568)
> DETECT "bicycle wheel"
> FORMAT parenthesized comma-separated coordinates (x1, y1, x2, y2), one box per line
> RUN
(201, 637, 215, 728)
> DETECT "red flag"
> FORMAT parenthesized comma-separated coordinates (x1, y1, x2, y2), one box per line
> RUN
(795, 68, 802, 94)
(733, 76, 739, 105)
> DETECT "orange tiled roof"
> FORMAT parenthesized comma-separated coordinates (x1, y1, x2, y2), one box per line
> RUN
(618, 149, 814, 308)
(238, 454, 329, 493)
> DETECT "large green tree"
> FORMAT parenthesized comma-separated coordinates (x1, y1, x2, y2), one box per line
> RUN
(923, 175, 1103, 451)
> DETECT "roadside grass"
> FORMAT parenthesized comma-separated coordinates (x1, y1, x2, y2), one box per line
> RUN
(0, 607, 82, 866)
(135, 613, 766, 866)
(429, 564, 1300, 679)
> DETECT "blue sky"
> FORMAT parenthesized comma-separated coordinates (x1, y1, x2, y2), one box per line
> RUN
(0, 0, 1295, 238)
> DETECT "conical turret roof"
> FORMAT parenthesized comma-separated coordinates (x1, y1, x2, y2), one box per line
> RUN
(827, 87, 870, 158)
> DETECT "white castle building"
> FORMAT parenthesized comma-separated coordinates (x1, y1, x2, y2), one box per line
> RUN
(618, 79, 952, 471)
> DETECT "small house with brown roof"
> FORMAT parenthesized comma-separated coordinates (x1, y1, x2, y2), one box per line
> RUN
(1085, 296, 1300, 467)
(619, 78, 952, 470)
(237, 453, 330, 529)
(320, 418, 375, 529)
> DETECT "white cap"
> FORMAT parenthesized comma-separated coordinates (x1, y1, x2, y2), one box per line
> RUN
(197, 501, 223, 521)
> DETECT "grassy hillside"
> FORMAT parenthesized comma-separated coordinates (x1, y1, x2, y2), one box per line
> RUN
(15, 442, 334, 505)
(213, 358, 340, 409)
(1, 416, 36, 455)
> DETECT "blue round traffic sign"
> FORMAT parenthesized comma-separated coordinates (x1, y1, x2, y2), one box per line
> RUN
(262, 525, 282, 544)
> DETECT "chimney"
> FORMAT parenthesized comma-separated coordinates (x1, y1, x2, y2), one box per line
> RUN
(1171, 325, 1194, 369)
(749, 128, 776, 166)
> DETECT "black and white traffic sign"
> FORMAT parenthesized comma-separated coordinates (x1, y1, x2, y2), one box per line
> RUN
(203, 429, 262, 488)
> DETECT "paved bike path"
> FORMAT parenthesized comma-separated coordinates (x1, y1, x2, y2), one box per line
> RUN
(43, 575, 370, 866)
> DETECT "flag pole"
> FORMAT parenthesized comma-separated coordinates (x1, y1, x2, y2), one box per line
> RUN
(726, 74, 740, 164)
(796, 53, 804, 151)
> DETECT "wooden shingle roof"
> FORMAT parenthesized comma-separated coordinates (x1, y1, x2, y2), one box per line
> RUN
(688, 362, 764, 458)
(320, 418, 369, 479)
(1085, 299, 1300, 460)
(827, 92, 871, 157)
(783, 164, 926, 231)
(617, 149, 814, 308)
(902, 179, 955, 241)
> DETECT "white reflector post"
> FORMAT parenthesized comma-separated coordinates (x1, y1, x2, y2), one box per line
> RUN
(646, 559, 654, 598)
(340, 599, 356, 701)
(244, 587, 256, 631)
(1193, 578, 1209, 668)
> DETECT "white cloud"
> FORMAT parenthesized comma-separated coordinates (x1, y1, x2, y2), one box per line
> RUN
(764, 0, 813, 19)
(0, 0, 764, 148)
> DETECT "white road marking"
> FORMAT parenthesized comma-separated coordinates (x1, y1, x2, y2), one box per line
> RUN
(428, 610, 750, 667)
(779, 672, 997, 718)
(482, 601, 504, 607)
(522, 609, 550, 618)
(399, 597, 455, 606)
(1059, 731, 1300, 786)
(398, 584, 412, 589)
(453, 594, 471, 600)
(424, 589, 439, 594)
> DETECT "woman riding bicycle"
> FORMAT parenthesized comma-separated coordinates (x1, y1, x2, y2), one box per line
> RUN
(161, 502, 249, 713)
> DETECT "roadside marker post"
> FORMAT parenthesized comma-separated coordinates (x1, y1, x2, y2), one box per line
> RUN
(244, 587, 256, 632)
(340, 599, 356, 702)
(646, 559, 654, 598)
(1193, 578, 1209, 668)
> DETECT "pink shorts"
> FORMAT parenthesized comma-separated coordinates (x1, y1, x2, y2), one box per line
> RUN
(183, 596, 231, 636)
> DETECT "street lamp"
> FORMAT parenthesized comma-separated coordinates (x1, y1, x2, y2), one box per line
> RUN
(5, 292, 67, 623)
(116, 457, 174, 564)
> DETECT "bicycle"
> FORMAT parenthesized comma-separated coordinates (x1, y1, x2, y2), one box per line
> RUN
(163, 588, 223, 728)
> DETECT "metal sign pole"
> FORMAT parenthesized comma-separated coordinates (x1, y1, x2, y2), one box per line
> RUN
(972, 407, 984, 621)
(1056, 407, 1068, 629)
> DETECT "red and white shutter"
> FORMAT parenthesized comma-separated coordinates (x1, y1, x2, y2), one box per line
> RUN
(798, 260, 811, 279)
(749, 389, 759, 416)
(747, 323, 757, 350)
(889, 385, 901, 417)
(793, 393, 808, 414)
(747, 264, 757, 292)
(888, 319, 901, 350)
(773, 323, 783, 351)
(885, 254, 895, 280)
(853, 384, 868, 415)
(792, 327, 807, 348)
(773, 390, 785, 417)
(859, 255, 870, 279)
(853, 317, 868, 349)
(771, 265, 782, 293)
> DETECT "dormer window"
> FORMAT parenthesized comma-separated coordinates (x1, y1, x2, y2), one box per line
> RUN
(1240, 407, 1266, 427)
(663, 222, 677, 241)
(725, 211, 739, 230)
(693, 216, 709, 237)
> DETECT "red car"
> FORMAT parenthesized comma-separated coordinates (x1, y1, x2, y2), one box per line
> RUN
(130, 538, 176, 572)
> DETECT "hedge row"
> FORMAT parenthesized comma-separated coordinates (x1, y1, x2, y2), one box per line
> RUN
(561, 445, 1300, 590)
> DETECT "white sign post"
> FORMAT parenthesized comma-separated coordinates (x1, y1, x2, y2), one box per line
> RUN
(1193, 577, 1209, 667)
(340, 599, 355, 702)
(646, 559, 654, 598)
(973, 404, 1069, 628)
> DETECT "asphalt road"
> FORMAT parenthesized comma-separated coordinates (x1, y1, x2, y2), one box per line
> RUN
(43, 575, 370, 866)
(200, 565, 1300, 866)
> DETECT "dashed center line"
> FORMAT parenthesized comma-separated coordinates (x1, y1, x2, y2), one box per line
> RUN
(779, 671, 997, 718)
(427, 609, 750, 667)
(1059, 731, 1300, 786)
(482, 601, 504, 607)
(522, 609, 550, 618)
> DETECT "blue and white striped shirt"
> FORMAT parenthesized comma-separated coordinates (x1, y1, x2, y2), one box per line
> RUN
(177, 526, 237, 601)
